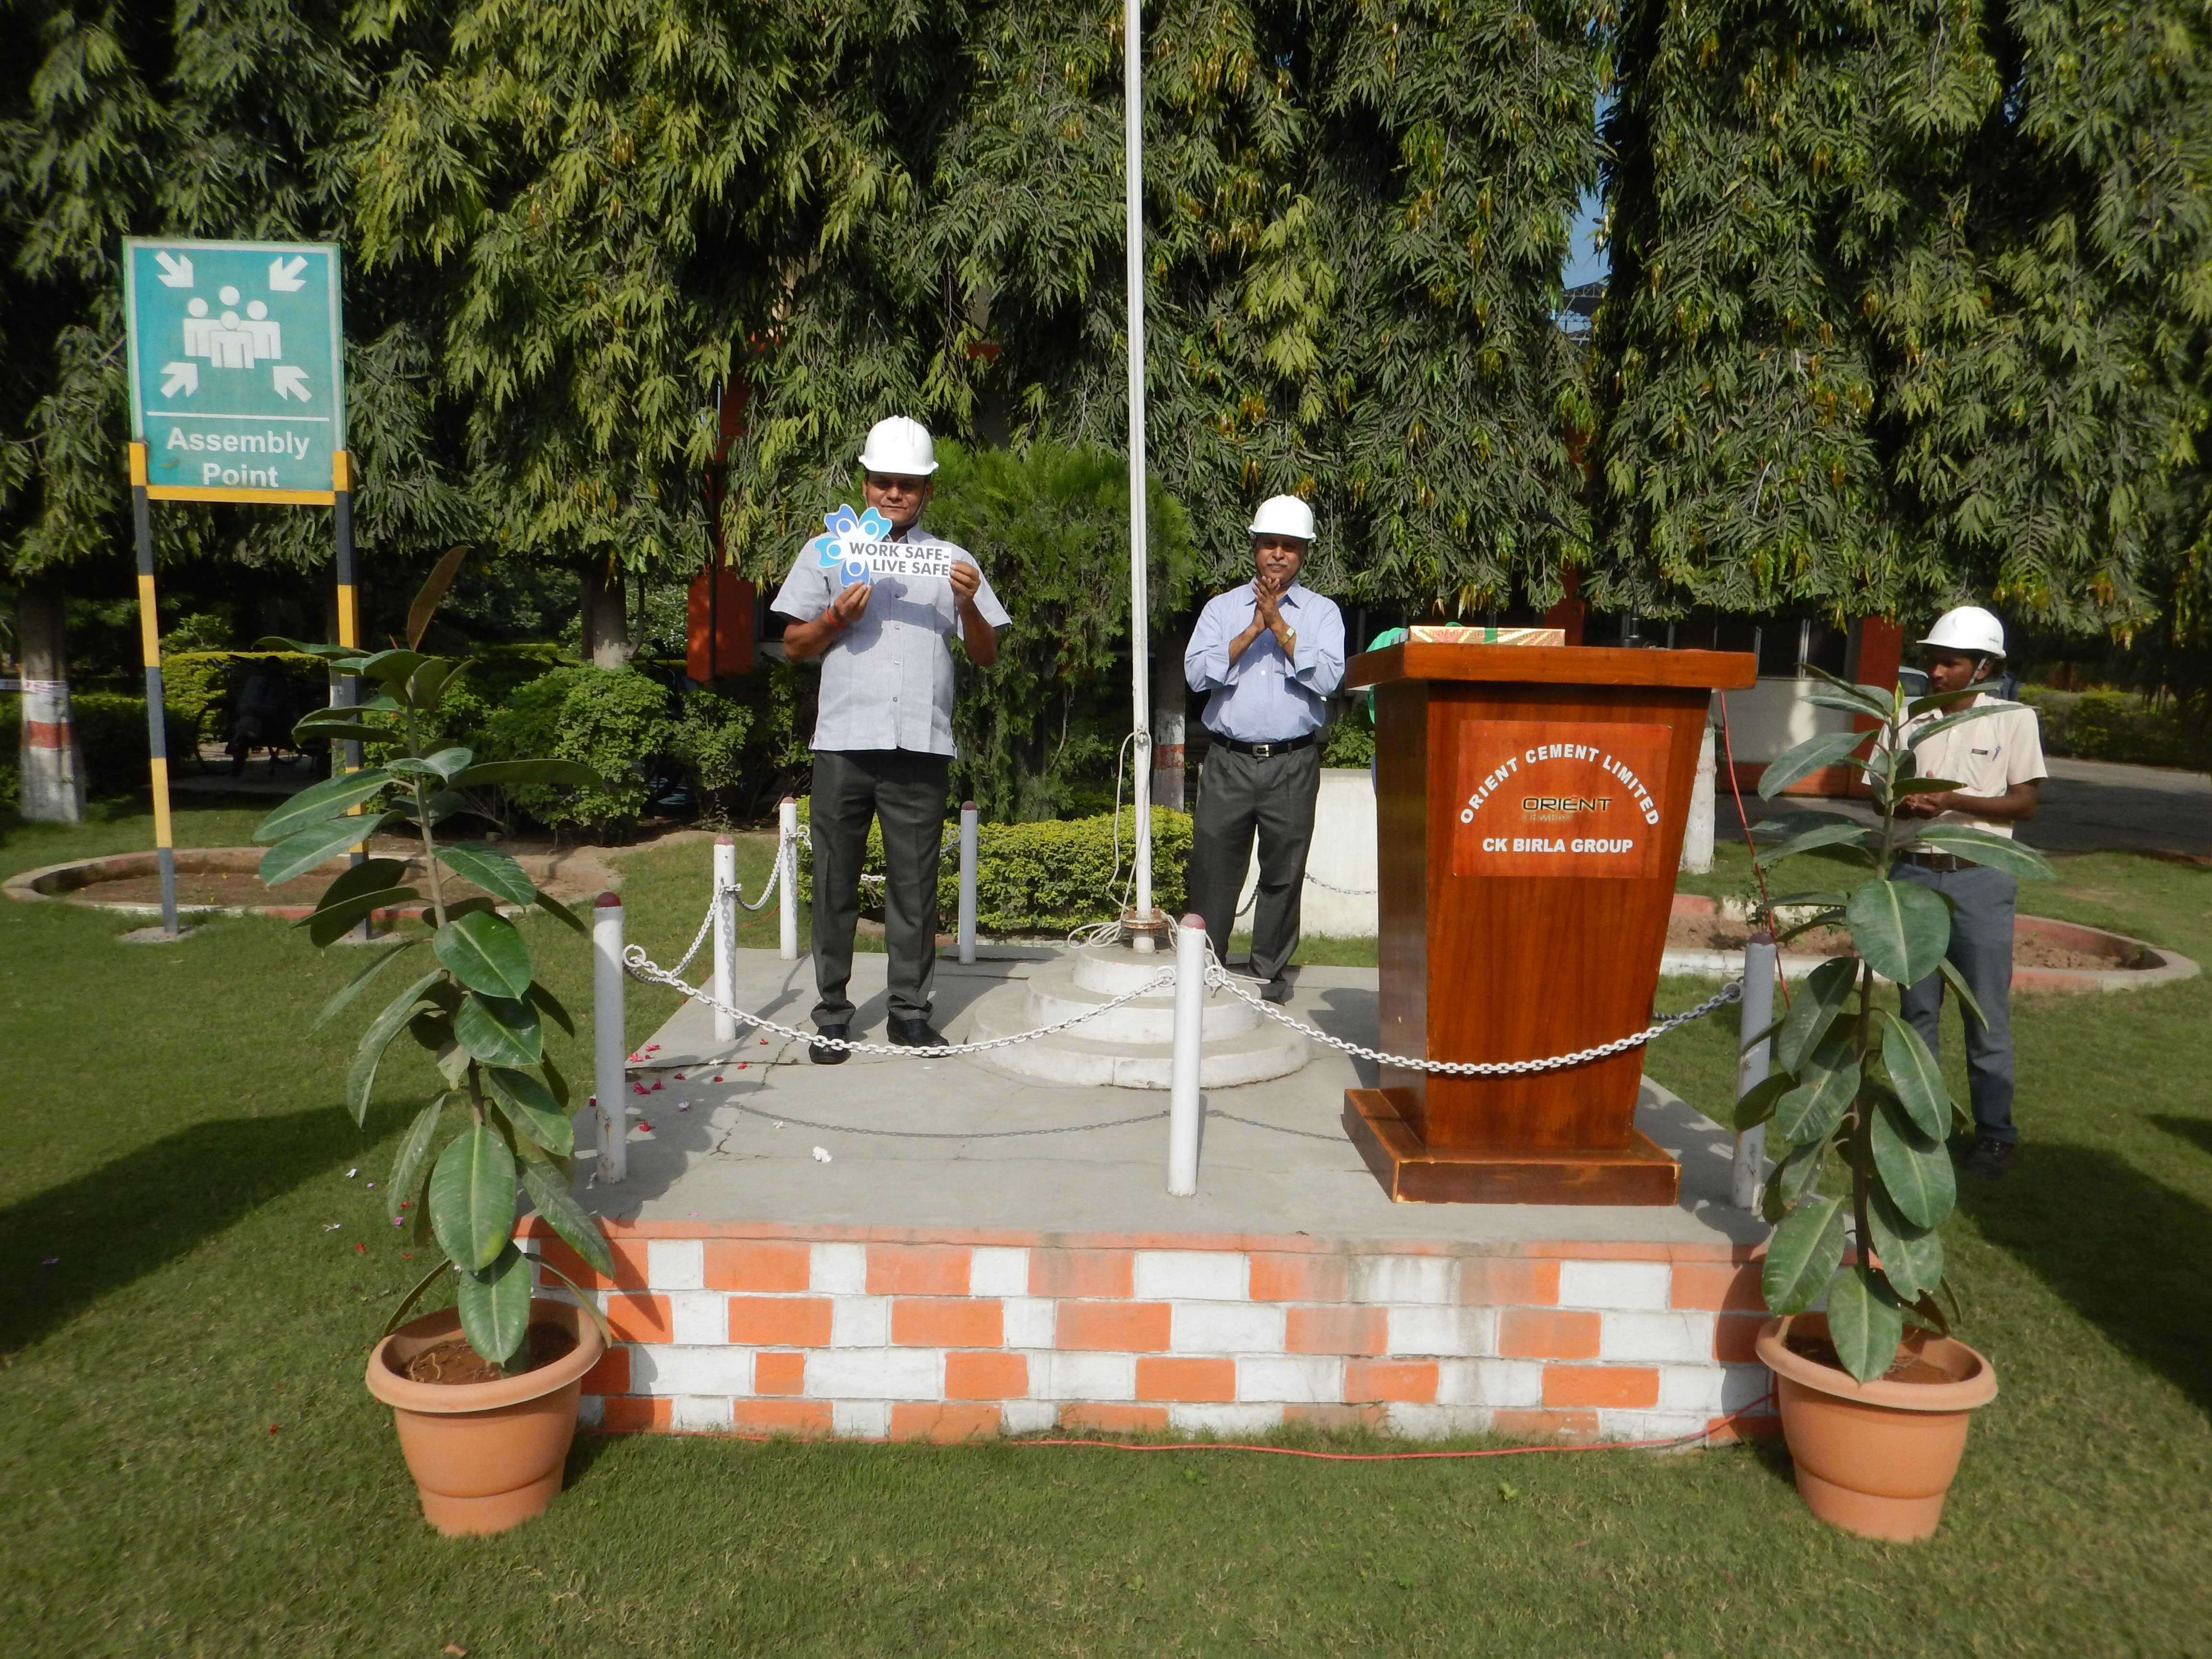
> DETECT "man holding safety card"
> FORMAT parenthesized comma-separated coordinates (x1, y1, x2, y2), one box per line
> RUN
(773, 417, 1010, 1062)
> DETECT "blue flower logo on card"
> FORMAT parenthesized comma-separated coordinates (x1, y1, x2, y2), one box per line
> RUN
(808, 504, 893, 585)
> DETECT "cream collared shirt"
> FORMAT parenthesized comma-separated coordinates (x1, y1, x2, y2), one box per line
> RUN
(1897, 692, 2048, 839)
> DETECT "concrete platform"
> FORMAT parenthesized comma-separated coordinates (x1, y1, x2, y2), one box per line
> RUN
(536, 946, 1779, 1445)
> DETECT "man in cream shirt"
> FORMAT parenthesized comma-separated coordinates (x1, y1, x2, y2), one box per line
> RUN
(1892, 606, 2047, 1180)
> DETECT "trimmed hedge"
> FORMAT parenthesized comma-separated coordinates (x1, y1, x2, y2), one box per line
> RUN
(160, 651, 327, 744)
(1, 690, 199, 799)
(797, 805, 1192, 935)
(2022, 688, 2201, 771)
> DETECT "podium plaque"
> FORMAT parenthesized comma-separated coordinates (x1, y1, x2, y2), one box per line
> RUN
(1342, 640, 1757, 1204)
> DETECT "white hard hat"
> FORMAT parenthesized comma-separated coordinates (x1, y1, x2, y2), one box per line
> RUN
(1917, 605, 2006, 659)
(1248, 494, 1315, 541)
(856, 416, 938, 477)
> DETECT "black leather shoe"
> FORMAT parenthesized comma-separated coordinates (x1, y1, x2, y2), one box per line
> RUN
(809, 1023, 851, 1065)
(1960, 1137, 2015, 1180)
(887, 1016, 948, 1048)
(1261, 978, 1294, 1005)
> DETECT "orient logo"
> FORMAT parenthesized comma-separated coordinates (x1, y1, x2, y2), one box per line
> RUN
(1452, 721, 1671, 879)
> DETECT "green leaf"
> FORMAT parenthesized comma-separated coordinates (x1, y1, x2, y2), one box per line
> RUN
(1762, 1137, 1827, 1223)
(455, 1242, 533, 1367)
(541, 1056, 571, 1110)
(533, 890, 591, 938)
(1905, 684, 1987, 719)
(291, 719, 398, 746)
(404, 658, 469, 712)
(434, 911, 534, 998)
(1827, 1265, 1907, 1383)
(1801, 665, 1898, 718)
(1872, 1090, 1957, 1230)
(430, 1121, 518, 1271)
(435, 842, 537, 905)
(1772, 1034, 1858, 1145)
(1889, 775, 1967, 796)
(1908, 826, 2056, 880)
(485, 1068, 575, 1156)
(252, 769, 394, 843)
(309, 856, 409, 911)
(1867, 1186, 1946, 1304)
(527, 979, 576, 1036)
(387, 1097, 448, 1224)
(1879, 1013, 1952, 1138)
(259, 813, 399, 887)
(1938, 957, 1990, 1029)
(423, 746, 476, 780)
(1803, 686, 1891, 721)
(1754, 818, 1876, 868)
(1763, 1196, 1848, 1314)
(252, 636, 368, 664)
(346, 969, 446, 1126)
(1774, 909, 1848, 946)
(521, 1161, 614, 1278)
(408, 545, 472, 649)
(356, 648, 431, 687)
(447, 758, 605, 792)
(306, 887, 421, 948)
(454, 991, 543, 1067)
(1906, 703, 2007, 745)
(1758, 729, 1873, 800)
(1845, 879, 1951, 985)
(313, 938, 422, 1032)
(1774, 957, 1858, 1074)
(1732, 1071, 1792, 1131)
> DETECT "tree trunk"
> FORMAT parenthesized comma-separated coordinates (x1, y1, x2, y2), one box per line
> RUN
(1680, 714, 1716, 875)
(16, 581, 85, 822)
(581, 562, 630, 668)
(1152, 633, 1187, 811)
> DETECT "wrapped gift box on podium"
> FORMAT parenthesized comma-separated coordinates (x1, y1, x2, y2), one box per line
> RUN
(1343, 637, 1756, 1204)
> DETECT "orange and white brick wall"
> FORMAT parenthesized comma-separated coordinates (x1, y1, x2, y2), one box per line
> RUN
(524, 1226, 1777, 1445)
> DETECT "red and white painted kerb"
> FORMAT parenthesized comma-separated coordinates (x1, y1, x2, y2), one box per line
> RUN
(525, 1224, 1778, 1444)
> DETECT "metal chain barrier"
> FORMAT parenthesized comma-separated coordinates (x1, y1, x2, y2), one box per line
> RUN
(623, 946, 1173, 1058)
(1203, 949, 1742, 1077)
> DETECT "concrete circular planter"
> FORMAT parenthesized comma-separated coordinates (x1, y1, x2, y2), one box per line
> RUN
(1757, 1312, 1998, 1541)
(1661, 892, 2197, 992)
(4, 845, 615, 923)
(364, 1299, 602, 1536)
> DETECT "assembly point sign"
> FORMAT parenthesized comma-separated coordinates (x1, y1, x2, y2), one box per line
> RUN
(123, 239, 347, 503)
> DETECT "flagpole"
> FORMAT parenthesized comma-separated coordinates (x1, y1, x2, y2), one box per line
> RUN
(1125, 0, 1154, 947)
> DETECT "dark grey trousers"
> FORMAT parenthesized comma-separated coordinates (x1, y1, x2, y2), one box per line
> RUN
(1189, 742, 1321, 984)
(809, 748, 949, 1026)
(1893, 860, 2018, 1145)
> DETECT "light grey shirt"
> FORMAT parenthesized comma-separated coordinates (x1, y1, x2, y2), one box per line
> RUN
(771, 524, 1010, 757)
(1184, 580, 1346, 742)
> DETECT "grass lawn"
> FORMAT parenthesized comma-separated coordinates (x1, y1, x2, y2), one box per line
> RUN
(4, 795, 2210, 1656)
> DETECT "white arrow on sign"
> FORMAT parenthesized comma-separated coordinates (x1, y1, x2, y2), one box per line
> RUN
(273, 365, 312, 402)
(160, 362, 200, 398)
(155, 252, 194, 288)
(267, 256, 309, 292)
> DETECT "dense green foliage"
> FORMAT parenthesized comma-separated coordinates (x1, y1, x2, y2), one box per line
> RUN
(2021, 686, 2203, 770)
(1592, 0, 2212, 634)
(0, 688, 194, 800)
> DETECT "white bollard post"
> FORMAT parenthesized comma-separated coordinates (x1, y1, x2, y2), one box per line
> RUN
(777, 794, 799, 963)
(958, 800, 978, 965)
(1167, 913, 1207, 1197)
(712, 833, 737, 1046)
(1732, 931, 1778, 1211)
(592, 892, 628, 1185)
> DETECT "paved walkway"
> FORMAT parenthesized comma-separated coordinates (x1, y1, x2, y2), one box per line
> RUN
(1721, 755, 2210, 858)
(587, 947, 1763, 1251)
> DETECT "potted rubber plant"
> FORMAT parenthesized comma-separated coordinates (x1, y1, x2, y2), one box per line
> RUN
(255, 554, 617, 1535)
(1736, 664, 2051, 1541)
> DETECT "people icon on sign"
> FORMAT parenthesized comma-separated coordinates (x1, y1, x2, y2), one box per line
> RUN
(181, 286, 283, 370)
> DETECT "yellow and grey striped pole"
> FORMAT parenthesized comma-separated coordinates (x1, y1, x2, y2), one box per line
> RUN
(332, 449, 371, 939)
(127, 441, 180, 937)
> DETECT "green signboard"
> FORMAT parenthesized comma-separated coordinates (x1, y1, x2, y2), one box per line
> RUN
(123, 239, 347, 503)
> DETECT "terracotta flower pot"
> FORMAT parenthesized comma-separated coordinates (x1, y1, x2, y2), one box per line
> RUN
(1757, 1311, 1998, 1542)
(365, 1298, 603, 1536)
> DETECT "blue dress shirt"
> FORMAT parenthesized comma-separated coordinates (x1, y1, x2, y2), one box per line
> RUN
(1183, 581, 1346, 742)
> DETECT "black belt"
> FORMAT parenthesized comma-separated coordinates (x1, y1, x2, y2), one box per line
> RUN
(1898, 850, 1970, 873)
(1209, 732, 1315, 759)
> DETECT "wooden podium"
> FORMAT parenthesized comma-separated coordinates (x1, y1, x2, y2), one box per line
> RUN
(1341, 640, 1756, 1204)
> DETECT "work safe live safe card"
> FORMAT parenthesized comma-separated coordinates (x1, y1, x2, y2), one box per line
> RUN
(1451, 721, 1672, 879)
